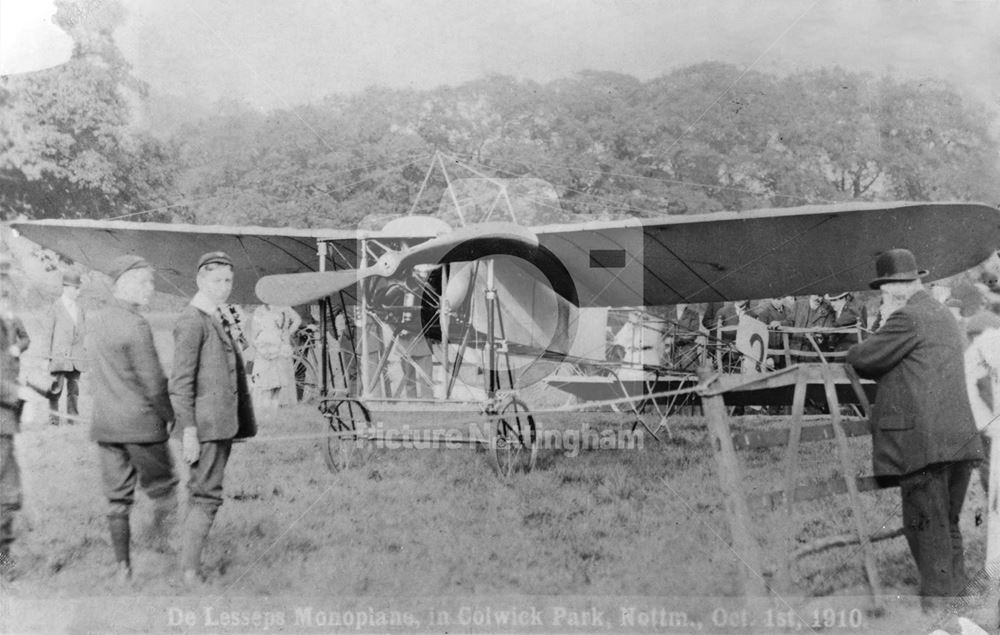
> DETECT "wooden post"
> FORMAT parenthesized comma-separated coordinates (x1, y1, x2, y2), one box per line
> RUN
(778, 368, 809, 589)
(821, 364, 884, 612)
(697, 367, 768, 599)
(844, 364, 872, 419)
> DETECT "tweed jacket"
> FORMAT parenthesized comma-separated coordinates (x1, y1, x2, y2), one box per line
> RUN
(88, 299, 173, 443)
(0, 314, 30, 436)
(847, 290, 983, 476)
(46, 298, 86, 372)
(170, 298, 256, 442)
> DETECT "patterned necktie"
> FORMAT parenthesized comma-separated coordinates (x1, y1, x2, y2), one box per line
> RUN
(217, 307, 235, 343)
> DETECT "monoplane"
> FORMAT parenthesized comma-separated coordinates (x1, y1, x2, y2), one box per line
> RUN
(10, 197, 1000, 475)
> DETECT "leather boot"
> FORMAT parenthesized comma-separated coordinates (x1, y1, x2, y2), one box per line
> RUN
(0, 505, 14, 579)
(108, 515, 131, 582)
(148, 492, 178, 552)
(180, 506, 214, 586)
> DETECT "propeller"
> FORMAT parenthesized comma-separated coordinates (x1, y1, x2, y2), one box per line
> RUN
(254, 222, 539, 306)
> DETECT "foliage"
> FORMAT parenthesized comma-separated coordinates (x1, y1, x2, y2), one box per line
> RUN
(0, 0, 175, 221)
(3, 17, 998, 228)
(166, 65, 1000, 228)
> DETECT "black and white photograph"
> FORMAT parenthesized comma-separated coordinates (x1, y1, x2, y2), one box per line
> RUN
(1, 0, 999, 633)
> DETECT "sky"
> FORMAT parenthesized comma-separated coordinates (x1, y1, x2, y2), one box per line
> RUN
(103, 0, 1000, 114)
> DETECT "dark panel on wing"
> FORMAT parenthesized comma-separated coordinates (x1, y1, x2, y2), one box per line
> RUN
(589, 249, 626, 268)
(640, 202, 1000, 304)
(11, 220, 359, 305)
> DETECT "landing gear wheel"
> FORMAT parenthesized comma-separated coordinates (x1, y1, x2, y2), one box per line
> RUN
(321, 398, 371, 472)
(488, 396, 537, 478)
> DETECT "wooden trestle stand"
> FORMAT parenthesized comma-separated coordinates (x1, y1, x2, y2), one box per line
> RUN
(698, 362, 899, 614)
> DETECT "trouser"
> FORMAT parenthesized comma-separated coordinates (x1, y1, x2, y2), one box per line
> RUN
(187, 440, 232, 512)
(899, 461, 974, 605)
(0, 435, 20, 554)
(49, 370, 81, 421)
(98, 441, 178, 517)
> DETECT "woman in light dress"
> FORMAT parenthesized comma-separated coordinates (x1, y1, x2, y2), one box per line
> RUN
(250, 304, 300, 412)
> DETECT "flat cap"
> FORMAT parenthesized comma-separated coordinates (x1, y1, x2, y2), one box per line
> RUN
(197, 251, 233, 270)
(108, 255, 151, 282)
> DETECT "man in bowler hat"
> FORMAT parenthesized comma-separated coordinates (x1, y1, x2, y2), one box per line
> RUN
(847, 248, 983, 613)
(170, 252, 256, 585)
(45, 271, 86, 425)
(89, 255, 178, 582)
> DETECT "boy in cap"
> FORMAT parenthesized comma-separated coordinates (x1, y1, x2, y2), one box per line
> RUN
(45, 270, 86, 425)
(847, 248, 984, 613)
(0, 256, 33, 578)
(89, 255, 178, 582)
(170, 252, 256, 586)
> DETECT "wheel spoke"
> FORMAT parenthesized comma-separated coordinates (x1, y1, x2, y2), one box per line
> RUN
(322, 399, 371, 472)
(489, 397, 537, 478)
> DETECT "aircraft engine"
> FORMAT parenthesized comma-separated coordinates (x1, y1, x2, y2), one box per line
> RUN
(441, 246, 580, 389)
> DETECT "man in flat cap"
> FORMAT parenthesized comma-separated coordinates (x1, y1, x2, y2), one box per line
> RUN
(0, 256, 33, 579)
(89, 255, 178, 582)
(45, 270, 86, 425)
(170, 252, 255, 586)
(847, 248, 984, 614)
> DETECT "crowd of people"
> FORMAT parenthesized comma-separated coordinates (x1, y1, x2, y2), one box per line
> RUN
(610, 291, 873, 374)
(0, 251, 263, 586)
(604, 252, 1000, 622)
(0, 245, 997, 626)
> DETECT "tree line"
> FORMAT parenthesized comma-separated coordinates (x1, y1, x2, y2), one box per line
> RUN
(2, 1, 999, 227)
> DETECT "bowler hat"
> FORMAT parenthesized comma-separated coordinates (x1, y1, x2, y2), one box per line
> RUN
(62, 271, 82, 287)
(825, 292, 850, 302)
(868, 249, 928, 289)
(108, 255, 151, 282)
(197, 251, 233, 271)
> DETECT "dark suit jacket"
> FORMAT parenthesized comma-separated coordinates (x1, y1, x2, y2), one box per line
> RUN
(748, 301, 790, 349)
(847, 290, 983, 476)
(1, 314, 30, 436)
(46, 299, 86, 372)
(702, 302, 740, 342)
(88, 299, 173, 443)
(826, 299, 867, 352)
(170, 304, 256, 442)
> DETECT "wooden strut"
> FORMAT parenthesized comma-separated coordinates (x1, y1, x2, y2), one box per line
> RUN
(696, 367, 768, 601)
(820, 363, 885, 613)
(777, 369, 808, 591)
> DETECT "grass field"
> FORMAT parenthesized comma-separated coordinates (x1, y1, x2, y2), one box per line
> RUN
(2, 312, 994, 633)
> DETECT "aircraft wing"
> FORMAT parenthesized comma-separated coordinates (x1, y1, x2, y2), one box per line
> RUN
(9, 219, 361, 305)
(534, 201, 1000, 306)
(11, 201, 1000, 307)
